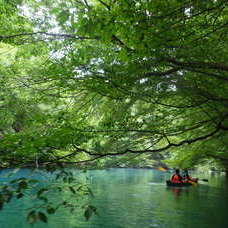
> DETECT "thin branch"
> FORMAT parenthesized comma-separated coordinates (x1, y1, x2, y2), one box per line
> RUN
(0, 32, 98, 40)
(187, 68, 228, 82)
(96, 0, 111, 10)
(143, 67, 181, 78)
(83, 0, 90, 9)
(166, 57, 228, 72)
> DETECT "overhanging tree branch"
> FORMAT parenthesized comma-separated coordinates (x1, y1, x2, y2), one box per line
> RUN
(166, 57, 228, 72)
(0, 32, 98, 40)
(42, 115, 228, 165)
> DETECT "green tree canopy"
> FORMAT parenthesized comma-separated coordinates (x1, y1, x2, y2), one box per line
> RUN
(0, 0, 227, 170)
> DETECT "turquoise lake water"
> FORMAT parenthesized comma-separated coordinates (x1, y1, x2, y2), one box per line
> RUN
(0, 168, 227, 228)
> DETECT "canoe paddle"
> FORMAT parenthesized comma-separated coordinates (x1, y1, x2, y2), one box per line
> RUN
(157, 167, 169, 171)
(199, 179, 209, 182)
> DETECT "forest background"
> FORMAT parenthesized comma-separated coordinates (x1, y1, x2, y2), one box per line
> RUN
(0, 0, 228, 173)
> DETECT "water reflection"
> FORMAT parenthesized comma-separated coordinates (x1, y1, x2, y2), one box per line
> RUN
(166, 186, 190, 198)
(0, 168, 228, 228)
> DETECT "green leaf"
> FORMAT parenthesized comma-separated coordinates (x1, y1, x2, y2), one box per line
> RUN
(84, 206, 93, 221)
(69, 186, 76, 194)
(16, 193, 24, 199)
(87, 187, 94, 198)
(38, 212, 48, 223)
(46, 206, 55, 214)
(84, 205, 97, 221)
(18, 180, 28, 190)
(27, 211, 37, 224)
(4, 191, 13, 203)
(37, 188, 48, 197)
(0, 199, 4, 210)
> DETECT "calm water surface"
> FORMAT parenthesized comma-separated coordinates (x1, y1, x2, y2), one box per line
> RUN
(0, 168, 227, 228)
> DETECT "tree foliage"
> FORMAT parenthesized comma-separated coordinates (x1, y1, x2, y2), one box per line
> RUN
(0, 0, 228, 169)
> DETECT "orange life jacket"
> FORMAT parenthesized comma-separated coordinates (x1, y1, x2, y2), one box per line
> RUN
(171, 174, 182, 183)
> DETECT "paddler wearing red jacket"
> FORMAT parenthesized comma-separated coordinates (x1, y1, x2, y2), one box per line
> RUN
(171, 169, 183, 183)
(183, 170, 198, 183)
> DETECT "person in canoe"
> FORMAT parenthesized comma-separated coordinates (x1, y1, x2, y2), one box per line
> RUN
(170, 169, 183, 183)
(183, 170, 198, 183)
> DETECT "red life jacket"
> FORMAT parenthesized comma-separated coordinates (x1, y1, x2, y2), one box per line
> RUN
(171, 174, 182, 183)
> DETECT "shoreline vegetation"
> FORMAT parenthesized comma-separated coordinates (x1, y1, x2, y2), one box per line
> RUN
(0, 163, 226, 174)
